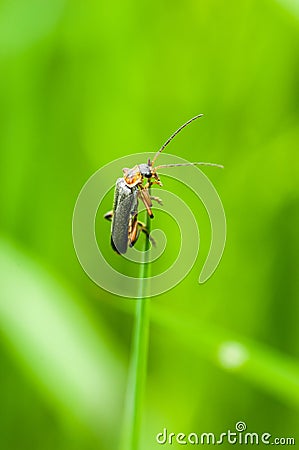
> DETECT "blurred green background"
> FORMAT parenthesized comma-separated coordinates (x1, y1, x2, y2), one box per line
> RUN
(1, 0, 299, 448)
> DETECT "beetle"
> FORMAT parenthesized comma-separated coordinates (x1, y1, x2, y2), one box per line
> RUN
(104, 114, 223, 254)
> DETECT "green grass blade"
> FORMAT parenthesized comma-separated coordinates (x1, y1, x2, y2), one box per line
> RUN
(120, 211, 152, 450)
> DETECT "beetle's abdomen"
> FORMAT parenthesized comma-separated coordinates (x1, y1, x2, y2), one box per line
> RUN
(111, 178, 138, 254)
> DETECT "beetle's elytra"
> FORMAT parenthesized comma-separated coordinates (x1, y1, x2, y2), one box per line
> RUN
(105, 115, 223, 254)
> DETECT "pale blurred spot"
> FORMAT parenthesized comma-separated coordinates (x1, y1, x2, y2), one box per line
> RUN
(218, 341, 249, 369)
(276, 0, 299, 18)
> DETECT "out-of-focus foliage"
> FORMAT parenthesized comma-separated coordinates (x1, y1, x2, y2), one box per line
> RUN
(0, 0, 298, 449)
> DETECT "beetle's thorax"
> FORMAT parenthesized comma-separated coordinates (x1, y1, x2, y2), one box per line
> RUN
(122, 165, 143, 187)
(123, 163, 153, 187)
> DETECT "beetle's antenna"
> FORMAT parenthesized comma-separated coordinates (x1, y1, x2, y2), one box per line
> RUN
(151, 114, 203, 166)
(155, 162, 224, 169)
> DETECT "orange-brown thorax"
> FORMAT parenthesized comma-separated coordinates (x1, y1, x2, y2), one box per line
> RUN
(123, 165, 144, 187)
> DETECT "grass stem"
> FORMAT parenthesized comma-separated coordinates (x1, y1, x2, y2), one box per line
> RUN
(120, 211, 151, 450)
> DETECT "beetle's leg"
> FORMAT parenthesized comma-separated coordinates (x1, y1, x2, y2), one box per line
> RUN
(150, 196, 163, 205)
(144, 178, 163, 189)
(137, 221, 156, 246)
(129, 214, 139, 247)
(153, 171, 163, 186)
(138, 188, 154, 218)
(104, 210, 113, 221)
(140, 186, 152, 207)
(129, 216, 156, 248)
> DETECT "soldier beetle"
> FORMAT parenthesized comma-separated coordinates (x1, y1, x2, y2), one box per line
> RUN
(105, 115, 223, 254)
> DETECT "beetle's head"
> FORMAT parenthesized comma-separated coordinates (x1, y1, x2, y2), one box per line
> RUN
(138, 163, 152, 178)
(141, 161, 163, 186)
